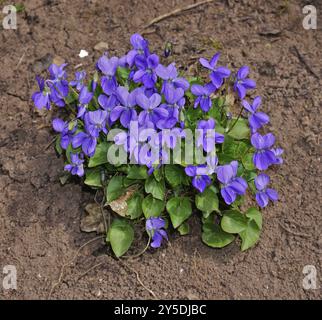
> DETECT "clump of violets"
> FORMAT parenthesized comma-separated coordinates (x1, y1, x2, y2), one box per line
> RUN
(32, 33, 283, 255)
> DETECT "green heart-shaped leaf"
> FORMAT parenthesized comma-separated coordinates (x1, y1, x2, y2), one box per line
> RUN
(106, 176, 124, 203)
(88, 142, 111, 167)
(166, 197, 192, 228)
(240, 220, 261, 251)
(127, 166, 148, 180)
(109, 219, 134, 257)
(145, 176, 165, 200)
(142, 194, 165, 218)
(245, 207, 262, 230)
(165, 165, 189, 188)
(195, 187, 219, 214)
(126, 192, 143, 219)
(221, 210, 248, 234)
(178, 222, 190, 236)
(84, 168, 102, 187)
(228, 118, 250, 140)
(202, 218, 235, 248)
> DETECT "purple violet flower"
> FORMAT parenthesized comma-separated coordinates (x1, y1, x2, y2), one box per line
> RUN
(242, 96, 269, 132)
(191, 83, 216, 112)
(52, 118, 76, 149)
(146, 217, 168, 248)
(234, 66, 256, 99)
(97, 55, 119, 95)
(136, 92, 168, 127)
(155, 62, 189, 95)
(32, 76, 51, 110)
(185, 165, 212, 193)
(48, 63, 69, 99)
(216, 161, 248, 205)
(84, 110, 108, 138)
(206, 155, 219, 174)
(70, 71, 86, 91)
(72, 132, 97, 157)
(157, 87, 185, 129)
(254, 173, 278, 208)
(98, 94, 117, 126)
(64, 153, 84, 177)
(110, 86, 138, 128)
(199, 53, 231, 88)
(77, 86, 94, 118)
(251, 133, 276, 170)
(49, 63, 68, 80)
(49, 85, 66, 107)
(271, 147, 284, 165)
(133, 53, 159, 88)
(197, 118, 224, 153)
(152, 128, 183, 151)
(127, 33, 150, 67)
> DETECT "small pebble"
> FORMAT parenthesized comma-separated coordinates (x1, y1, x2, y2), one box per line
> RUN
(79, 50, 89, 58)
(94, 41, 109, 51)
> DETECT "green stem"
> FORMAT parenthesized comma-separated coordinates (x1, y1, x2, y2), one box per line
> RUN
(123, 237, 151, 259)
(50, 83, 76, 116)
(227, 106, 243, 133)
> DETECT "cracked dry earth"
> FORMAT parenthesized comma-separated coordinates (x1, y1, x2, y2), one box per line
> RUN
(0, 0, 321, 299)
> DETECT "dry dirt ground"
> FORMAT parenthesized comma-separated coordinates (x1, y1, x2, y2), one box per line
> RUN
(0, 0, 321, 299)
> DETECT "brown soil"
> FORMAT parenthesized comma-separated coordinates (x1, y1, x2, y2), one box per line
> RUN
(0, 0, 321, 300)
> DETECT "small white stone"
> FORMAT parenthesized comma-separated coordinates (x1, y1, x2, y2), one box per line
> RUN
(79, 50, 89, 58)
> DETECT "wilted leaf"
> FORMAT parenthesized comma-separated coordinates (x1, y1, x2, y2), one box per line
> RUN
(224, 93, 235, 108)
(109, 186, 137, 217)
(59, 172, 70, 185)
(80, 203, 105, 234)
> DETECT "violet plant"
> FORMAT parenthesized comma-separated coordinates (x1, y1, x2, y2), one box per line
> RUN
(32, 34, 283, 256)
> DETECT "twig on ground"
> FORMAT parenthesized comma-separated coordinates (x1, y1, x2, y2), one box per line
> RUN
(74, 63, 83, 69)
(44, 137, 57, 150)
(16, 49, 26, 69)
(291, 46, 319, 79)
(279, 222, 311, 238)
(48, 236, 104, 299)
(140, 0, 214, 30)
(77, 261, 105, 280)
(119, 259, 158, 299)
(37, 124, 52, 130)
